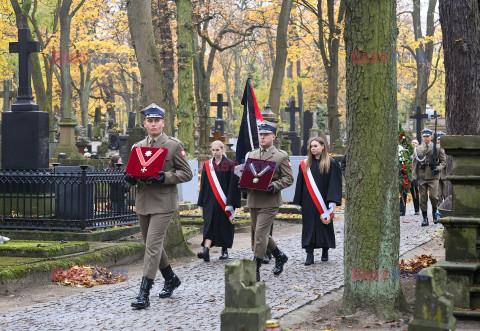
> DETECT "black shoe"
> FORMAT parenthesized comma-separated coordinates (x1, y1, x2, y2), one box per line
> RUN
(159, 274, 181, 298)
(421, 211, 429, 226)
(432, 209, 438, 224)
(197, 247, 210, 262)
(131, 276, 154, 309)
(400, 212, 405, 216)
(253, 257, 262, 282)
(262, 250, 272, 264)
(272, 249, 288, 276)
(219, 249, 228, 260)
(305, 252, 314, 266)
(321, 248, 329, 262)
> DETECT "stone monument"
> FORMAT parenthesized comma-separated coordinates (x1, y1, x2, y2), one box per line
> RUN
(2, 28, 49, 170)
(284, 98, 301, 155)
(220, 259, 271, 330)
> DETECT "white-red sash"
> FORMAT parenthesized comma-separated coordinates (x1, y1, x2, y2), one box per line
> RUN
(300, 160, 333, 221)
(205, 159, 235, 221)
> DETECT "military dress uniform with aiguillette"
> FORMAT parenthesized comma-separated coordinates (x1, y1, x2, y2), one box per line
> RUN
(246, 144, 294, 281)
(412, 135, 446, 226)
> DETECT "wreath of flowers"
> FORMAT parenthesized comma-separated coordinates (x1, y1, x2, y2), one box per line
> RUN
(398, 124, 413, 195)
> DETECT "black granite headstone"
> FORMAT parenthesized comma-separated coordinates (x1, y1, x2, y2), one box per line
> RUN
(108, 133, 120, 150)
(118, 135, 128, 163)
(1, 28, 49, 170)
(54, 166, 94, 220)
(127, 112, 136, 134)
(87, 123, 93, 140)
(284, 98, 301, 155)
(211, 94, 228, 136)
(301, 110, 313, 155)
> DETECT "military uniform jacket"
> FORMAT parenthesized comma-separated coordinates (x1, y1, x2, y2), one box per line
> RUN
(245, 147, 294, 208)
(133, 134, 193, 215)
(412, 143, 446, 181)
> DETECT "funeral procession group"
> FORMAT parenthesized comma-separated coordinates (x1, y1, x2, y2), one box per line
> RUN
(124, 98, 443, 311)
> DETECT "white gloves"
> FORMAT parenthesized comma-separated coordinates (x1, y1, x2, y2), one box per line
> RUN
(295, 205, 302, 211)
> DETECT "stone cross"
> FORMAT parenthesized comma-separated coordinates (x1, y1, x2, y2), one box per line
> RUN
(0, 80, 17, 112)
(211, 94, 228, 135)
(285, 98, 301, 132)
(9, 29, 40, 111)
(410, 106, 429, 141)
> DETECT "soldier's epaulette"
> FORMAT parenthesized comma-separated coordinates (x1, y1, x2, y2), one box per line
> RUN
(277, 149, 289, 157)
(168, 136, 181, 144)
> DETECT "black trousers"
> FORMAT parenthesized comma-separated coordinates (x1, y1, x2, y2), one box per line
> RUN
(400, 183, 420, 215)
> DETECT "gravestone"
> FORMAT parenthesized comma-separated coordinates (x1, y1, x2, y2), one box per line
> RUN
(220, 259, 271, 331)
(178, 160, 199, 203)
(408, 267, 456, 331)
(108, 133, 120, 150)
(2, 28, 49, 170)
(1, 79, 17, 112)
(211, 93, 228, 136)
(54, 166, 94, 220)
(284, 98, 301, 155)
(126, 112, 136, 134)
(87, 123, 93, 140)
(118, 134, 128, 163)
(301, 109, 313, 155)
(410, 106, 429, 142)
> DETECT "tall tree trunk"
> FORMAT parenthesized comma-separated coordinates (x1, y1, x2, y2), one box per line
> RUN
(233, 46, 242, 113)
(268, 0, 294, 115)
(412, 0, 437, 113)
(175, 0, 195, 154)
(297, 59, 304, 140)
(153, 0, 175, 96)
(439, 0, 480, 135)
(343, 0, 407, 317)
(127, 0, 175, 135)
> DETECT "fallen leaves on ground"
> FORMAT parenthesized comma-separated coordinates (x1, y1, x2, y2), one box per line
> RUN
(400, 254, 438, 273)
(52, 265, 128, 287)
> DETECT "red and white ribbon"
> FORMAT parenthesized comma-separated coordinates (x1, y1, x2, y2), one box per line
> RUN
(205, 159, 235, 222)
(136, 147, 164, 169)
(300, 160, 333, 221)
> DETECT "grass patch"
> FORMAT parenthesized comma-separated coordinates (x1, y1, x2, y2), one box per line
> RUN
(0, 240, 89, 258)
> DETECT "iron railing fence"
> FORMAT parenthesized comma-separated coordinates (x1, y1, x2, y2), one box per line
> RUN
(0, 166, 137, 231)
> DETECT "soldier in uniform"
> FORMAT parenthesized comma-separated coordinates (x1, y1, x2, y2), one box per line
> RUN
(412, 128, 446, 226)
(241, 121, 294, 282)
(124, 104, 193, 309)
(436, 132, 447, 204)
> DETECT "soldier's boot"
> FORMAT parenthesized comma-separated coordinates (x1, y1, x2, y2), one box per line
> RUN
(421, 211, 429, 227)
(272, 248, 288, 276)
(432, 209, 438, 224)
(158, 265, 181, 298)
(197, 247, 210, 262)
(131, 276, 154, 309)
(253, 257, 262, 282)
(305, 249, 314, 266)
(262, 250, 272, 264)
(219, 248, 228, 260)
(321, 248, 329, 262)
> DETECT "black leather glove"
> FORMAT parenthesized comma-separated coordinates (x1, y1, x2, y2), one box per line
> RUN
(265, 184, 274, 193)
(238, 185, 248, 193)
(432, 168, 439, 175)
(143, 171, 166, 184)
(420, 163, 427, 170)
(124, 174, 137, 186)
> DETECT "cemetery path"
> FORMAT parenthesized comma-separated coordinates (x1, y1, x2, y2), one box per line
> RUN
(0, 209, 440, 330)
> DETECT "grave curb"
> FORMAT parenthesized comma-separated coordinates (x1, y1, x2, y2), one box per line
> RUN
(0, 241, 144, 294)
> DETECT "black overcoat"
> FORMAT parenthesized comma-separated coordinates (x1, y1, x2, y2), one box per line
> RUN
(293, 157, 342, 248)
(197, 156, 241, 248)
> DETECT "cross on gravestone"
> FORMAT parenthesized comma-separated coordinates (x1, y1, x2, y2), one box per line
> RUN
(211, 93, 228, 135)
(9, 29, 40, 111)
(285, 98, 301, 132)
(284, 98, 302, 155)
(0, 80, 17, 112)
(209, 130, 226, 143)
(410, 106, 429, 142)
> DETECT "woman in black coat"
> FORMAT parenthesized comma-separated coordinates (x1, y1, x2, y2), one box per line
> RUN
(293, 137, 342, 265)
(197, 141, 241, 261)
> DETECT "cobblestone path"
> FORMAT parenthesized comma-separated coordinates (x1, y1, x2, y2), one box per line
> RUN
(1, 209, 440, 330)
